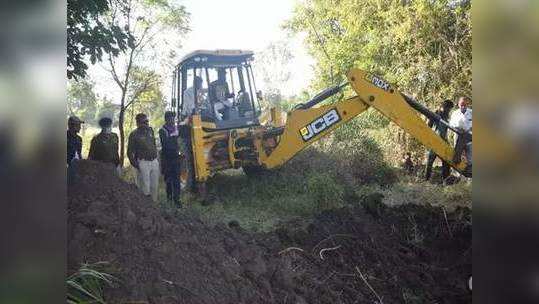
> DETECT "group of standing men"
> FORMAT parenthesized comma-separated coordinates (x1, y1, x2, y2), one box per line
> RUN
(424, 96, 472, 182)
(67, 112, 183, 207)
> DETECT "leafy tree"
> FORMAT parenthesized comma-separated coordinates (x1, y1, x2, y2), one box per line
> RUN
(256, 41, 294, 106)
(67, 78, 98, 125)
(95, 97, 120, 127)
(285, 0, 471, 104)
(281, 90, 311, 111)
(105, 0, 189, 165)
(123, 66, 166, 132)
(285, 0, 471, 159)
(67, 0, 134, 79)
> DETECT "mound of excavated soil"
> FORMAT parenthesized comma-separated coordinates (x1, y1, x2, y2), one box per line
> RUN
(68, 160, 471, 304)
(274, 195, 472, 304)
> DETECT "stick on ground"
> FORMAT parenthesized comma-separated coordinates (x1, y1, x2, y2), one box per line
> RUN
(278, 247, 305, 255)
(355, 266, 383, 304)
(442, 206, 453, 238)
(319, 245, 342, 260)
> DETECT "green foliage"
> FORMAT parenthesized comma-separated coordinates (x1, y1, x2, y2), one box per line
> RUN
(185, 133, 396, 231)
(67, 78, 99, 124)
(108, 0, 190, 69)
(285, 0, 471, 104)
(123, 66, 166, 132)
(103, 0, 189, 163)
(279, 90, 311, 111)
(67, 262, 117, 304)
(67, 0, 134, 79)
(256, 41, 294, 105)
(306, 172, 344, 210)
(382, 180, 472, 210)
(95, 98, 120, 127)
(319, 134, 398, 186)
(183, 150, 356, 231)
(285, 0, 472, 158)
(365, 125, 418, 166)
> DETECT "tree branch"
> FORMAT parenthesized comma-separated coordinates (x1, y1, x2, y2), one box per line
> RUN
(124, 76, 156, 109)
(108, 54, 125, 91)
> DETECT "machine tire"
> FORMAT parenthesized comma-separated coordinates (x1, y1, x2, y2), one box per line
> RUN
(242, 164, 269, 177)
(179, 137, 196, 192)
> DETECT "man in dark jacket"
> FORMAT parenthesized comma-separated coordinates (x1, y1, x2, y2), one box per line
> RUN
(128, 113, 160, 202)
(88, 117, 120, 170)
(159, 111, 182, 208)
(425, 99, 454, 182)
(67, 116, 84, 166)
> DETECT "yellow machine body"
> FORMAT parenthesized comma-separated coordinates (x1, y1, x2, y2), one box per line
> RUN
(183, 68, 470, 187)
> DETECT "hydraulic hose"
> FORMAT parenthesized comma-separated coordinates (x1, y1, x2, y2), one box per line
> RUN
(401, 93, 466, 135)
(296, 82, 349, 110)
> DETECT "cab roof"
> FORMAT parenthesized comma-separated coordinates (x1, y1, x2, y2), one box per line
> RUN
(178, 49, 254, 68)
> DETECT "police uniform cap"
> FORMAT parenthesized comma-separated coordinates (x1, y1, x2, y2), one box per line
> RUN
(68, 116, 84, 124)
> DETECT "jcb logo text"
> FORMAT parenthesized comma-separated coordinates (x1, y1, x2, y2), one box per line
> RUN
(299, 109, 341, 142)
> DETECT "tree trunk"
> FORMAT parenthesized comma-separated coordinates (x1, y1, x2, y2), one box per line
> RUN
(118, 49, 135, 167)
(119, 104, 126, 167)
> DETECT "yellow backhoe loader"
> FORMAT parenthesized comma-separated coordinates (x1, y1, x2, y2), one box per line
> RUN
(170, 50, 471, 192)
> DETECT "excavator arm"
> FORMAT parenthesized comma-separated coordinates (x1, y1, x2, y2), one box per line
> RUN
(259, 68, 471, 177)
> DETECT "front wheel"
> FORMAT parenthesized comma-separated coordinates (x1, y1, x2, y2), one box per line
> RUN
(178, 137, 196, 192)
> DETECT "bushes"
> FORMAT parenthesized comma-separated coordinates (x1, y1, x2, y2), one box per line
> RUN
(184, 129, 473, 232)
(316, 132, 397, 187)
(381, 181, 472, 211)
(306, 172, 344, 211)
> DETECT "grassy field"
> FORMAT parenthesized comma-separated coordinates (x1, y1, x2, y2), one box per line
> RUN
(118, 132, 472, 232)
(180, 169, 471, 232)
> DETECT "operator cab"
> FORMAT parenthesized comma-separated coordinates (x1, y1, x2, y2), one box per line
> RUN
(171, 50, 262, 130)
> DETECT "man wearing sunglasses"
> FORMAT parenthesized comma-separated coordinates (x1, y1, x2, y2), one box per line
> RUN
(127, 113, 160, 202)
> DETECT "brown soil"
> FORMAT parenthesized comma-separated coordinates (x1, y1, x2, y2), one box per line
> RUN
(68, 160, 471, 304)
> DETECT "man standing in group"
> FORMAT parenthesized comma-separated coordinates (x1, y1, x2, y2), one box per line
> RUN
(450, 96, 473, 170)
(425, 99, 454, 182)
(159, 111, 182, 208)
(67, 116, 84, 166)
(88, 117, 120, 171)
(127, 113, 160, 202)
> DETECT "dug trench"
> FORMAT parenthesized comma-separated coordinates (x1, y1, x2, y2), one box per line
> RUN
(68, 160, 471, 303)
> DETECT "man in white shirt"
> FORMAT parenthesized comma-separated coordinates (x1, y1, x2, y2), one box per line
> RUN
(209, 69, 234, 120)
(450, 96, 472, 166)
(450, 97, 472, 132)
(182, 76, 205, 118)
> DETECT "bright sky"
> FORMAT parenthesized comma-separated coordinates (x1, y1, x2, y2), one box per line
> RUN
(90, 0, 314, 102)
(180, 0, 314, 96)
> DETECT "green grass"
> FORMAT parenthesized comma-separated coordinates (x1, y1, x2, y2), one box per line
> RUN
(382, 180, 472, 211)
(67, 262, 117, 304)
(117, 131, 471, 232)
(184, 167, 346, 232)
(176, 135, 397, 231)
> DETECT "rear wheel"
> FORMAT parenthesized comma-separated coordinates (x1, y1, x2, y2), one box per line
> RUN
(179, 137, 196, 192)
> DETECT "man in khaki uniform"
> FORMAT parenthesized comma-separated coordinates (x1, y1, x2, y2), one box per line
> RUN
(88, 117, 120, 169)
(127, 113, 160, 201)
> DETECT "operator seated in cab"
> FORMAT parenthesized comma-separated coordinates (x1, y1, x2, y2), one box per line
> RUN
(182, 76, 210, 121)
(209, 68, 235, 120)
(236, 89, 254, 117)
